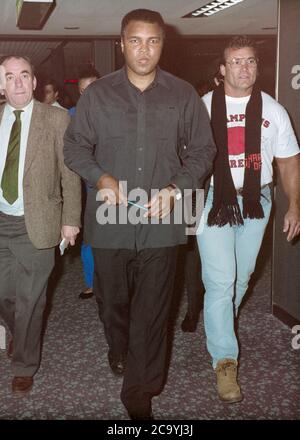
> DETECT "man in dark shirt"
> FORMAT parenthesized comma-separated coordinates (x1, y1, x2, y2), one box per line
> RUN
(64, 8, 215, 420)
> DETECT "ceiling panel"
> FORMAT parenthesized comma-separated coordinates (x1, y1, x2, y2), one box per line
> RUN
(0, 0, 278, 69)
(0, 0, 278, 36)
(0, 40, 63, 66)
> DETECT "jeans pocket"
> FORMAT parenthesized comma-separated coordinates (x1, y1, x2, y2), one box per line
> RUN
(260, 186, 272, 205)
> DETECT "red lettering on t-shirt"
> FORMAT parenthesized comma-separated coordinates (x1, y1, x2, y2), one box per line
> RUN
(262, 118, 270, 128)
(245, 153, 262, 170)
(228, 114, 239, 123)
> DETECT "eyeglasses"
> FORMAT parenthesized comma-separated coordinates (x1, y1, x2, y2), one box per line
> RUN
(226, 57, 258, 68)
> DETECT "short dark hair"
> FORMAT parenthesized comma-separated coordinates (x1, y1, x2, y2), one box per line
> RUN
(222, 35, 258, 64)
(78, 67, 100, 81)
(0, 55, 35, 75)
(121, 8, 165, 36)
(43, 78, 59, 93)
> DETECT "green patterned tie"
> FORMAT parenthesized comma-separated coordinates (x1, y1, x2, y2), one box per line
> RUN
(1, 110, 23, 204)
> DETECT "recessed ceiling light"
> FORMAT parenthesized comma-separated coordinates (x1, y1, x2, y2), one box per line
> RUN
(64, 26, 80, 30)
(16, 0, 56, 30)
(183, 0, 245, 18)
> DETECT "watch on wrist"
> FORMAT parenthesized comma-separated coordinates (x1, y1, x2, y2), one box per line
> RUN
(169, 183, 182, 201)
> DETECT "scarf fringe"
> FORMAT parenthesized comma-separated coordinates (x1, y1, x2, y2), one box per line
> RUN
(207, 203, 244, 227)
(242, 200, 265, 219)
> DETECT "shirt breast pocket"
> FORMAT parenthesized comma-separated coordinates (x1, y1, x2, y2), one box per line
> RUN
(98, 106, 128, 138)
(155, 105, 180, 149)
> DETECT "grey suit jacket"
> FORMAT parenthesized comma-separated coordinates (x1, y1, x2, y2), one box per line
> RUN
(0, 100, 81, 249)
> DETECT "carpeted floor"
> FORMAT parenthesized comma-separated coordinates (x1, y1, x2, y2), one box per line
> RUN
(0, 229, 299, 420)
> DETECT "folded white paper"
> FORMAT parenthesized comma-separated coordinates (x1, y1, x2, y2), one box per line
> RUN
(59, 238, 69, 256)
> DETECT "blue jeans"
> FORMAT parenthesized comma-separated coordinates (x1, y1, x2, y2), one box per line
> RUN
(81, 243, 94, 289)
(196, 185, 272, 368)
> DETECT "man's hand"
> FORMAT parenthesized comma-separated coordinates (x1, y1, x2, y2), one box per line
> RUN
(96, 173, 127, 205)
(144, 186, 176, 219)
(276, 155, 300, 242)
(0, 65, 6, 92)
(61, 225, 80, 246)
(283, 207, 300, 242)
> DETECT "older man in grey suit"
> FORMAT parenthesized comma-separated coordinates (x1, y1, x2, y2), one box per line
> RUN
(0, 56, 81, 395)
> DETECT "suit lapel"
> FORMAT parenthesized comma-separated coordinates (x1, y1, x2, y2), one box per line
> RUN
(24, 100, 44, 176)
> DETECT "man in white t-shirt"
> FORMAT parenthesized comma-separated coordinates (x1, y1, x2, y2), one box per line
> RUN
(197, 36, 300, 404)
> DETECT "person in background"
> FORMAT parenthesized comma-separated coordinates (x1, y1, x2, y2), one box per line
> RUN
(42, 78, 66, 110)
(213, 70, 224, 88)
(197, 35, 300, 404)
(196, 80, 212, 97)
(61, 90, 74, 110)
(64, 9, 215, 419)
(69, 67, 100, 299)
(179, 232, 204, 333)
(69, 67, 100, 118)
(180, 79, 213, 333)
(0, 55, 81, 395)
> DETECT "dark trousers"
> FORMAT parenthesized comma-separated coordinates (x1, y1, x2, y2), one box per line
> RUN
(93, 246, 178, 416)
(183, 235, 203, 319)
(0, 212, 55, 376)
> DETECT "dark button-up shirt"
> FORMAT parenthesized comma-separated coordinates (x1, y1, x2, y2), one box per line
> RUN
(64, 67, 215, 250)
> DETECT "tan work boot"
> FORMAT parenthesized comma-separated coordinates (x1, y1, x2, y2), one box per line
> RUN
(215, 358, 243, 403)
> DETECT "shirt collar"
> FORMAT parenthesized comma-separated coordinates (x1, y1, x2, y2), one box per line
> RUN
(154, 67, 171, 90)
(112, 66, 171, 91)
(6, 99, 34, 115)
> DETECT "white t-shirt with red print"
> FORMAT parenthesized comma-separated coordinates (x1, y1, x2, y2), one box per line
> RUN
(202, 91, 299, 189)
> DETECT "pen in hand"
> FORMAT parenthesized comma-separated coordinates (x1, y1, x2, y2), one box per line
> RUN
(127, 200, 148, 211)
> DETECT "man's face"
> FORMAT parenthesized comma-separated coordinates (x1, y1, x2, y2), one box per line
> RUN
(78, 76, 97, 95)
(2, 57, 36, 109)
(220, 46, 258, 97)
(43, 84, 58, 105)
(121, 20, 163, 79)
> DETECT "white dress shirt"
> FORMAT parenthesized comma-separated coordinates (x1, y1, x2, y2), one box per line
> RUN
(0, 100, 33, 215)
